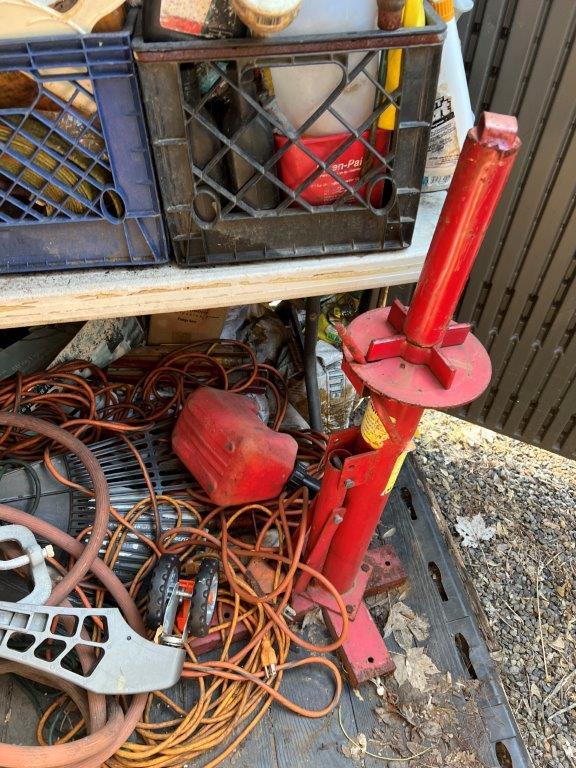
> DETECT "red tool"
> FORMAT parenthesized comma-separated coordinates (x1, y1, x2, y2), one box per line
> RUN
(173, 386, 320, 505)
(292, 113, 521, 686)
(172, 113, 520, 687)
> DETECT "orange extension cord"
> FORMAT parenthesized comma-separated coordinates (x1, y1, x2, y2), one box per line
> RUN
(0, 341, 348, 767)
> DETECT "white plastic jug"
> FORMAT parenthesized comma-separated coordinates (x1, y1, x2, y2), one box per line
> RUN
(270, 0, 379, 136)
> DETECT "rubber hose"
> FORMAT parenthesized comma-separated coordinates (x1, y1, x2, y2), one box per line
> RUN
(0, 413, 110, 606)
(0, 504, 144, 634)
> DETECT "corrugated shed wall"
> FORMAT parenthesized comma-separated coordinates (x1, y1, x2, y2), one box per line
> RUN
(454, 0, 576, 459)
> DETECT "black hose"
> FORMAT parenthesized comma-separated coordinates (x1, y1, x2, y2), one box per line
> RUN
(0, 460, 42, 515)
(304, 297, 322, 432)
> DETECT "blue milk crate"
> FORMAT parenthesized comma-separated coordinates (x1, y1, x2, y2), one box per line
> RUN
(0, 11, 168, 273)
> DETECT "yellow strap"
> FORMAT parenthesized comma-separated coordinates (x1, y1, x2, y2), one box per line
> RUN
(378, 0, 426, 130)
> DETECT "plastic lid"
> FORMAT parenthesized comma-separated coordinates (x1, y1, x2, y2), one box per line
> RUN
(433, 0, 455, 21)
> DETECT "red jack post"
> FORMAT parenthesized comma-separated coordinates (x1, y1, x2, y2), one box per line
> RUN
(293, 113, 522, 687)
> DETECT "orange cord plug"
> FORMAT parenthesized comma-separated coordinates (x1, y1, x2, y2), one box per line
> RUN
(261, 635, 277, 680)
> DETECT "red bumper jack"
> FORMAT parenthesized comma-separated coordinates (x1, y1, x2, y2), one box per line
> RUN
(292, 113, 521, 686)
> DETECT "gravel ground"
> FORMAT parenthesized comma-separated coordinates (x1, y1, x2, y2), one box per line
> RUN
(415, 411, 576, 768)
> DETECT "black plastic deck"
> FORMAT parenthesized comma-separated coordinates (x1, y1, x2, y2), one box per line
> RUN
(0, 458, 531, 767)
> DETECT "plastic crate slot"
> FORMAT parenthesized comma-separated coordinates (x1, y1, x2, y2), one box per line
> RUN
(495, 742, 513, 767)
(428, 561, 449, 601)
(34, 637, 67, 661)
(51, 615, 79, 638)
(454, 632, 478, 680)
(82, 616, 108, 643)
(400, 486, 417, 520)
(61, 644, 104, 677)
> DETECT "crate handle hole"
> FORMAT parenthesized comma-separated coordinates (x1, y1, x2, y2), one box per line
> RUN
(192, 186, 221, 229)
(100, 189, 125, 223)
(367, 174, 396, 216)
(495, 742, 513, 767)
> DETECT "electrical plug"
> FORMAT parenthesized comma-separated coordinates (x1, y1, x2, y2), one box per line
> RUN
(261, 636, 277, 681)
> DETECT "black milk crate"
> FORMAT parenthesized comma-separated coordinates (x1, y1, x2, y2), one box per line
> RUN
(133, 7, 444, 266)
(0, 11, 168, 273)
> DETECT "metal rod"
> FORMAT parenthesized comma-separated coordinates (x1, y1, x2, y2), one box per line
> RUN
(304, 296, 323, 432)
(403, 113, 521, 348)
(320, 113, 521, 594)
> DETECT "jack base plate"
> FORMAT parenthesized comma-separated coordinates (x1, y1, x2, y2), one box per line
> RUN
(292, 545, 407, 687)
(324, 601, 395, 687)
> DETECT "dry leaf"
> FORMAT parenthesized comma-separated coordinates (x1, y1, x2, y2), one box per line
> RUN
(301, 608, 323, 631)
(342, 733, 367, 762)
(370, 676, 385, 696)
(384, 602, 429, 651)
(446, 752, 481, 766)
(551, 636, 566, 652)
(375, 706, 406, 728)
(455, 514, 496, 548)
(341, 744, 363, 762)
(495, 521, 507, 536)
(392, 647, 440, 692)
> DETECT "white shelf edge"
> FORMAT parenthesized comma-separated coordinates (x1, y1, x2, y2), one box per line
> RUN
(0, 192, 444, 329)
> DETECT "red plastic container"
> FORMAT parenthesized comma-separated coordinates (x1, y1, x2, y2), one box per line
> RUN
(275, 129, 390, 205)
(172, 387, 298, 506)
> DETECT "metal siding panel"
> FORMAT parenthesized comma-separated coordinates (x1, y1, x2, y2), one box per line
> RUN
(558, 417, 576, 458)
(489, 0, 546, 113)
(493, 205, 576, 435)
(457, 6, 475, 53)
(460, 3, 576, 321)
(521, 306, 576, 445)
(540, 376, 576, 453)
(466, 0, 510, 113)
(461, 0, 487, 76)
(464, 21, 576, 421)
(522, 298, 576, 440)
(480, 124, 576, 422)
(456, 0, 576, 458)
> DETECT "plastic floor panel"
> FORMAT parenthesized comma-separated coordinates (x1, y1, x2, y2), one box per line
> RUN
(0, 458, 532, 767)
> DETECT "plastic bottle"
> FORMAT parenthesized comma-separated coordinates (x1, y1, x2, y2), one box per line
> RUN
(232, 0, 303, 35)
(270, 0, 379, 136)
(223, 69, 279, 210)
(454, 0, 474, 19)
(422, 0, 474, 191)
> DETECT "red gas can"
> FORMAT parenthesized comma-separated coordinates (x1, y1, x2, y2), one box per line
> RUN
(172, 387, 299, 506)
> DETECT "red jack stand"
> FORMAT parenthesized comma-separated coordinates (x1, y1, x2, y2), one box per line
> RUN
(293, 113, 521, 687)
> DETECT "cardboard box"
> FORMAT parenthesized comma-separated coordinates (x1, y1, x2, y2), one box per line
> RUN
(148, 308, 228, 345)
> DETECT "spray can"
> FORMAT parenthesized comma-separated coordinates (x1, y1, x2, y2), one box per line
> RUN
(422, 0, 474, 192)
